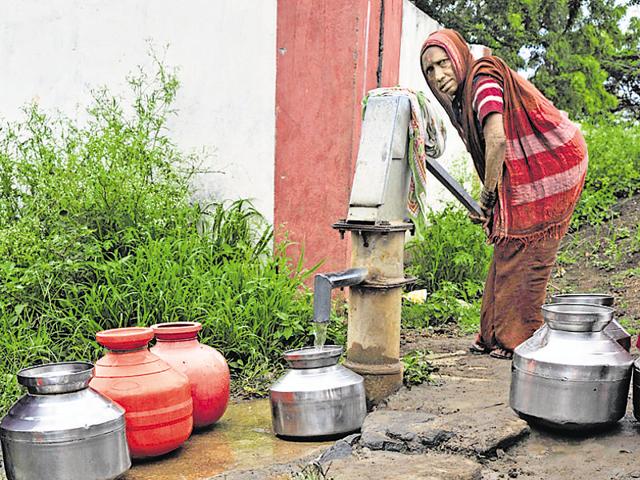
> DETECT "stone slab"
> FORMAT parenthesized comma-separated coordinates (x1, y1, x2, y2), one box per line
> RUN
(359, 408, 529, 458)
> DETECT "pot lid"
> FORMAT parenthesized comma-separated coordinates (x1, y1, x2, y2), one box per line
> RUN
(542, 303, 614, 332)
(152, 322, 202, 341)
(17, 362, 94, 395)
(96, 327, 154, 351)
(550, 293, 614, 307)
(283, 345, 343, 369)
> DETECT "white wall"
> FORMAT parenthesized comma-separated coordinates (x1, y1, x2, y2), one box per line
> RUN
(398, 0, 476, 211)
(0, 0, 277, 222)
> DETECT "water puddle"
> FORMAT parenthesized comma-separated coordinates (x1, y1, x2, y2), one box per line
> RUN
(123, 399, 331, 480)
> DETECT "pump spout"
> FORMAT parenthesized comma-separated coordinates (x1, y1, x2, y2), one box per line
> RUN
(313, 268, 368, 324)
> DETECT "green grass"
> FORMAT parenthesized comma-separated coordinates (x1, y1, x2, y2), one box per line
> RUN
(571, 120, 640, 229)
(403, 206, 489, 333)
(291, 464, 334, 480)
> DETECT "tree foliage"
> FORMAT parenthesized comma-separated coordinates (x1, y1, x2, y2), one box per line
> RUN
(412, 0, 640, 119)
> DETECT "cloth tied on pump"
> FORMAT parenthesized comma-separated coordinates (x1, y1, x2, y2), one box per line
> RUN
(364, 88, 446, 219)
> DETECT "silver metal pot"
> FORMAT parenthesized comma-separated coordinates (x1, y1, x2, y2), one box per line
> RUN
(270, 345, 367, 437)
(1, 362, 130, 480)
(633, 360, 640, 421)
(510, 304, 633, 430)
(550, 293, 630, 351)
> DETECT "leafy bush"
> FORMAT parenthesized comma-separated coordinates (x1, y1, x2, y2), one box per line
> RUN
(571, 120, 640, 229)
(403, 205, 491, 332)
(402, 349, 438, 387)
(402, 282, 482, 333)
(0, 62, 321, 413)
(406, 206, 492, 293)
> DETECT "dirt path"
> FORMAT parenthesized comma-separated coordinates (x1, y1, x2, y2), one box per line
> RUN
(215, 335, 639, 480)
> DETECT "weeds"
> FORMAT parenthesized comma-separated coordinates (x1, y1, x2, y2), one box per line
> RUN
(407, 205, 492, 294)
(291, 463, 333, 480)
(0, 59, 327, 413)
(402, 349, 438, 387)
(404, 206, 490, 333)
(571, 121, 640, 229)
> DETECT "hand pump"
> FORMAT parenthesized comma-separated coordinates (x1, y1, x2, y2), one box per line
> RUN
(315, 93, 480, 405)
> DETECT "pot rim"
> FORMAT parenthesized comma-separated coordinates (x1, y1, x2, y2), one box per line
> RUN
(542, 303, 614, 332)
(283, 345, 343, 368)
(17, 361, 94, 394)
(550, 293, 614, 307)
(96, 327, 154, 351)
(152, 322, 202, 341)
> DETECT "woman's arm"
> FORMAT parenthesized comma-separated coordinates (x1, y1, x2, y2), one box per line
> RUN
(482, 112, 506, 193)
(480, 112, 506, 215)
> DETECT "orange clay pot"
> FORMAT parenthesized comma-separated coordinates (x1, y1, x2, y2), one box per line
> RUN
(151, 322, 230, 428)
(89, 327, 193, 458)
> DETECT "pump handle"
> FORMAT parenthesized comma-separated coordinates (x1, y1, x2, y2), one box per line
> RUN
(425, 158, 483, 218)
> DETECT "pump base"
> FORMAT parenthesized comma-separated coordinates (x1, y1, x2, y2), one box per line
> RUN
(343, 359, 403, 406)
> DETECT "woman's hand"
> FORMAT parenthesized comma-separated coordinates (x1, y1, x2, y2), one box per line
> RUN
(470, 188, 496, 236)
(469, 209, 491, 236)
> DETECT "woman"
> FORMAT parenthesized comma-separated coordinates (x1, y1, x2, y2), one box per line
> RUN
(420, 29, 587, 359)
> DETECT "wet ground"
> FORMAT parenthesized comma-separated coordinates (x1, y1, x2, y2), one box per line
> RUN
(213, 336, 640, 480)
(124, 399, 330, 480)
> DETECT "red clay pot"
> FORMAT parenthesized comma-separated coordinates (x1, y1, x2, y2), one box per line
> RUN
(89, 327, 193, 458)
(151, 322, 230, 428)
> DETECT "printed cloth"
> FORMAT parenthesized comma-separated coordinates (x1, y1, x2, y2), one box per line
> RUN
(421, 29, 587, 244)
(364, 87, 446, 218)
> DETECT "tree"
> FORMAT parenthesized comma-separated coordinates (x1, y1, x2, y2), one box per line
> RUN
(412, 0, 640, 119)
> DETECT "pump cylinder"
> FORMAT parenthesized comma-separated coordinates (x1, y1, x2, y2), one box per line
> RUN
(344, 229, 408, 404)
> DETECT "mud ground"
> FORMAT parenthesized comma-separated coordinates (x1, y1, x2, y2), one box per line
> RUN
(220, 336, 639, 480)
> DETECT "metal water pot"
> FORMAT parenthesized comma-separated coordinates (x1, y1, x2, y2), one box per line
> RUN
(270, 346, 367, 437)
(510, 304, 633, 430)
(551, 293, 630, 351)
(1, 362, 130, 480)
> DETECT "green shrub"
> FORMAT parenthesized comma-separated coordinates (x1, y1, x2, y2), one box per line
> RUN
(402, 281, 482, 333)
(406, 206, 492, 293)
(0, 61, 321, 413)
(402, 349, 438, 387)
(572, 120, 640, 229)
(403, 205, 490, 332)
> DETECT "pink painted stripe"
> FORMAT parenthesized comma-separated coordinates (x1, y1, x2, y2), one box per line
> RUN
(510, 153, 588, 206)
(508, 120, 578, 161)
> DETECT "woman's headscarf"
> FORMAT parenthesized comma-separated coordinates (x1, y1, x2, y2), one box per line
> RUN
(420, 29, 484, 177)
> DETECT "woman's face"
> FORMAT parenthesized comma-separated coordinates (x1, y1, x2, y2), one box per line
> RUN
(421, 46, 458, 99)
